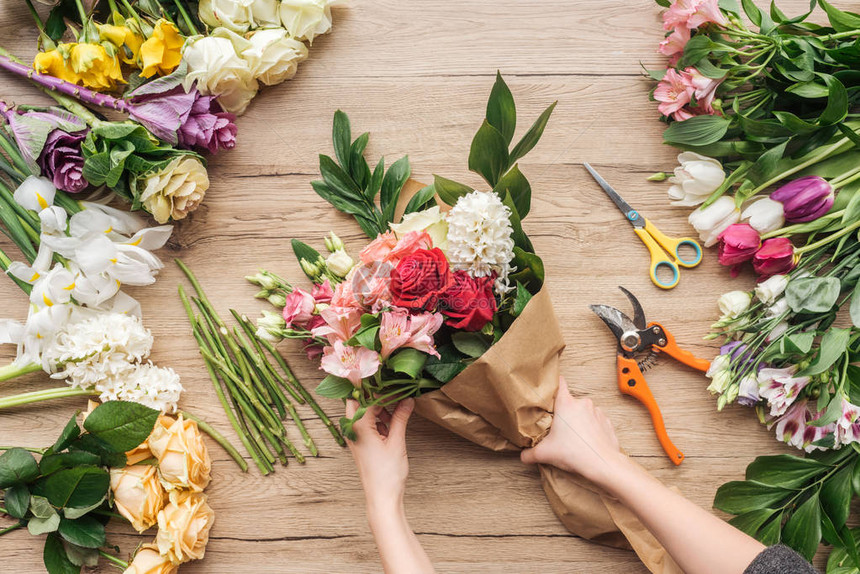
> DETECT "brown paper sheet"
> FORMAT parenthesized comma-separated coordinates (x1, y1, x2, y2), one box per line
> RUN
(415, 287, 682, 574)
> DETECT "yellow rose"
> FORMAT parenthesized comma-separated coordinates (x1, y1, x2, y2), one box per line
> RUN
(147, 414, 211, 492)
(155, 490, 215, 564)
(69, 43, 125, 89)
(98, 22, 145, 66)
(33, 49, 80, 84)
(138, 157, 209, 224)
(140, 20, 184, 78)
(123, 544, 177, 574)
(110, 464, 165, 533)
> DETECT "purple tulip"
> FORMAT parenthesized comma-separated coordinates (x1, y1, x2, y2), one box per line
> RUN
(37, 129, 88, 193)
(770, 176, 834, 222)
(177, 93, 237, 154)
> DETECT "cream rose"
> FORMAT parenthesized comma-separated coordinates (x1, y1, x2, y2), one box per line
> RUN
(123, 544, 178, 574)
(390, 206, 449, 251)
(182, 33, 258, 114)
(155, 490, 215, 564)
(250, 0, 282, 27)
(243, 28, 308, 86)
(138, 157, 209, 224)
(279, 0, 342, 43)
(147, 414, 211, 492)
(110, 464, 165, 533)
(198, 0, 254, 33)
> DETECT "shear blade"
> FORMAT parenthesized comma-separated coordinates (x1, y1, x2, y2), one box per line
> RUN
(618, 286, 647, 330)
(589, 304, 638, 341)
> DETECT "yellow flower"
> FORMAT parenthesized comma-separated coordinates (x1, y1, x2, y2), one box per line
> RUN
(140, 20, 184, 78)
(123, 544, 178, 574)
(155, 490, 215, 564)
(69, 43, 125, 89)
(98, 22, 145, 65)
(147, 413, 211, 492)
(33, 48, 80, 84)
(110, 464, 166, 533)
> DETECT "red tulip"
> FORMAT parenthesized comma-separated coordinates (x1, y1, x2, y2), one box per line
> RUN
(753, 238, 795, 278)
(718, 224, 761, 271)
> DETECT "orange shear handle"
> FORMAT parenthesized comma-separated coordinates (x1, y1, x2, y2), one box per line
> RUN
(616, 355, 685, 466)
(648, 322, 711, 372)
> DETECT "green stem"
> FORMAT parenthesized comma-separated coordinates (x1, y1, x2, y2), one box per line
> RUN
(98, 550, 128, 569)
(833, 169, 860, 191)
(172, 0, 199, 35)
(0, 387, 97, 409)
(0, 362, 42, 382)
(0, 130, 31, 176)
(0, 446, 45, 453)
(796, 220, 860, 255)
(761, 210, 844, 239)
(750, 137, 853, 196)
(0, 522, 23, 536)
(180, 410, 248, 472)
(818, 29, 860, 42)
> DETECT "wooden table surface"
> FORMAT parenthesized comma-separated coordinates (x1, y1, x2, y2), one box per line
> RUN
(0, 0, 820, 572)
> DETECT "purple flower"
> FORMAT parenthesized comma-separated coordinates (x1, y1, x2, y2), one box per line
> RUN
(770, 176, 834, 223)
(37, 129, 88, 193)
(177, 93, 237, 154)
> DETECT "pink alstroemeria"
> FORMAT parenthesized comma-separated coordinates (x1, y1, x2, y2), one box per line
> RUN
(772, 401, 835, 452)
(406, 312, 444, 358)
(282, 287, 315, 329)
(379, 311, 411, 359)
(757, 366, 811, 417)
(312, 306, 362, 343)
(684, 67, 721, 113)
(312, 278, 334, 304)
(655, 69, 695, 119)
(663, 0, 727, 31)
(836, 399, 860, 446)
(320, 340, 380, 387)
(379, 311, 444, 359)
(659, 26, 691, 58)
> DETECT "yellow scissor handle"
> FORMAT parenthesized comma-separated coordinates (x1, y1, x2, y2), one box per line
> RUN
(634, 227, 680, 289)
(643, 220, 703, 269)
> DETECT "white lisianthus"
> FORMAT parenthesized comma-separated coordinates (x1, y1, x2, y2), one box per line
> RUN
(325, 249, 355, 277)
(767, 321, 789, 342)
(256, 310, 287, 343)
(243, 28, 308, 86)
(741, 197, 784, 234)
(280, 0, 343, 43)
(688, 196, 740, 247)
(137, 157, 209, 224)
(766, 298, 789, 319)
(198, 0, 254, 33)
(389, 206, 449, 251)
(718, 290, 751, 319)
(250, 0, 282, 27)
(182, 33, 258, 115)
(445, 190, 516, 294)
(667, 152, 725, 206)
(755, 274, 788, 305)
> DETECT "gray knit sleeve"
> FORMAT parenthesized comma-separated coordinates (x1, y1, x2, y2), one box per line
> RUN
(744, 545, 819, 574)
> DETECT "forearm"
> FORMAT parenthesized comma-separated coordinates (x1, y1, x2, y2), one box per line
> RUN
(601, 455, 765, 574)
(367, 499, 436, 574)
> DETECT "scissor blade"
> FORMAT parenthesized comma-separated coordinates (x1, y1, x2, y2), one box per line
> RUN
(583, 163, 643, 228)
(589, 304, 639, 341)
(618, 286, 647, 330)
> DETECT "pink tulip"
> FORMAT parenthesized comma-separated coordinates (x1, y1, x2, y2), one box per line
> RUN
(717, 223, 760, 273)
(282, 288, 315, 328)
(320, 340, 380, 387)
(655, 68, 695, 119)
(752, 238, 796, 278)
(770, 176, 835, 223)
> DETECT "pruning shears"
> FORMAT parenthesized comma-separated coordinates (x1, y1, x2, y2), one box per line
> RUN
(584, 163, 703, 289)
(590, 287, 711, 466)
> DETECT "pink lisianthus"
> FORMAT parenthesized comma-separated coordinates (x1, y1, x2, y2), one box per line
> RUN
(359, 232, 398, 265)
(757, 366, 811, 417)
(663, 0, 727, 31)
(351, 261, 394, 312)
(312, 279, 334, 304)
(379, 311, 444, 359)
(655, 69, 695, 119)
(385, 231, 434, 264)
(312, 306, 362, 343)
(320, 340, 380, 387)
(282, 287, 315, 328)
(658, 25, 691, 58)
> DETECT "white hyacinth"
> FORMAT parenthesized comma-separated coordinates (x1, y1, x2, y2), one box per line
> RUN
(97, 363, 184, 414)
(445, 190, 516, 294)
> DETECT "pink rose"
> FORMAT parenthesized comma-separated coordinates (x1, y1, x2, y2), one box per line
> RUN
(359, 231, 398, 265)
(350, 261, 394, 312)
(282, 288, 315, 329)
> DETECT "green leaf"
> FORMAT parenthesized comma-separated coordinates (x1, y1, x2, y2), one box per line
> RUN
(387, 348, 428, 378)
(821, 463, 854, 529)
(818, 0, 860, 32)
(500, 190, 533, 253)
(424, 345, 468, 383)
(91, 122, 140, 140)
(744, 454, 826, 487)
(786, 81, 830, 99)
(43, 532, 80, 574)
(486, 71, 516, 145)
(5, 484, 29, 519)
(757, 511, 783, 545)
(380, 156, 411, 222)
(678, 34, 716, 68)
(809, 393, 845, 427)
(29, 511, 61, 536)
(663, 115, 731, 146)
(82, 400, 159, 453)
(742, 0, 762, 25)
(786, 276, 841, 314)
(319, 154, 362, 198)
(67, 435, 126, 468)
(0, 448, 39, 488)
(57, 516, 106, 549)
(713, 480, 793, 514)
(62, 542, 99, 568)
(48, 414, 82, 455)
(509, 101, 556, 165)
(30, 495, 56, 519)
(315, 375, 354, 399)
(512, 282, 533, 317)
(511, 246, 545, 286)
(451, 332, 491, 359)
(367, 157, 385, 202)
(434, 175, 473, 207)
(63, 496, 107, 520)
(39, 452, 102, 477)
(403, 184, 437, 215)
(728, 508, 779, 537)
(819, 75, 850, 126)
(783, 332, 816, 354)
(493, 164, 531, 218)
(798, 328, 851, 376)
(348, 324, 380, 351)
(469, 120, 510, 186)
(332, 110, 352, 171)
(782, 491, 821, 561)
(42, 467, 110, 510)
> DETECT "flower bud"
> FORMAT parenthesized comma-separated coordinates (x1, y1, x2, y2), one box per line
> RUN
(245, 272, 276, 290)
(324, 231, 344, 253)
(753, 237, 796, 278)
(770, 176, 834, 223)
(725, 382, 739, 403)
(300, 258, 322, 280)
(325, 249, 355, 278)
(717, 223, 760, 269)
(718, 290, 751, 319)
(647, 172, 668, 182)
(267, 293, 287, 308)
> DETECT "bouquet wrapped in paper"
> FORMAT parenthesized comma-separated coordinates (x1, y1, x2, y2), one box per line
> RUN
(251, 74, 679, 573)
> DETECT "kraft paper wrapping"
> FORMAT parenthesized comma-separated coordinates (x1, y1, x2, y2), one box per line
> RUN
(414, 287, 682, 574)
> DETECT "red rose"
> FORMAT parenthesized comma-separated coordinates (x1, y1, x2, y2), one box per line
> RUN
(439, 271, 497, 331)
(390, 248, 453, 310)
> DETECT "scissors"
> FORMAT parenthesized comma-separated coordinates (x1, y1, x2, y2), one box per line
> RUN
(583, 163, 703, 289)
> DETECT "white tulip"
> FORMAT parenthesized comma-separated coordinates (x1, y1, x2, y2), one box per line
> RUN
(198, 0, 254, 33)
(13, 176, 55, 212)
(243, 28, 308, 86)
(754, 274, 788, 304)
(688, 195, 740, 247)
(182, 33, 259, 115)
(667, 152, 725, 206)
(718, 290, 751, 319)
(741, 197, 784, 234)
(280, 0, 343, 44)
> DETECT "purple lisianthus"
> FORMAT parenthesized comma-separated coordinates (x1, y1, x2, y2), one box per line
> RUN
(177, 93, 237, 154)
(37, 128, 89, 193)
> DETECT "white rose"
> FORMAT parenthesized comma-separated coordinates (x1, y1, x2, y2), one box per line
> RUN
(667, 152, 725, 206)
(325, 249, 355, 277)
(182, 32, 258, 115)
(688, 195, 740, 247)
(741, 197, 784, 234)
(242, 28, 308, 86)
(280, 0, 342, 43)
(390, 206, 449, 251)
(718, 290, 751, 319)
(754, 274, 788, 304)
(250, 0, 282, 27)
(138, 157, 209, 224)
(198, 0, 254, 33)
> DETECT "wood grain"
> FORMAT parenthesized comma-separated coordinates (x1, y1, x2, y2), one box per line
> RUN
(0, 0, 828, 571)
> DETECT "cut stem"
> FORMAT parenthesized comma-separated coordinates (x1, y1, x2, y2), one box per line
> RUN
(180, 410, 248, 473)
(0, 387, 96, 409)
(0, 362, 42, 383)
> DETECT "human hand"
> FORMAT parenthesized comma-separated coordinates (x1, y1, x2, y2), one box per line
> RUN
(521, 377, 628, 487)
(346, 398, 415, 514)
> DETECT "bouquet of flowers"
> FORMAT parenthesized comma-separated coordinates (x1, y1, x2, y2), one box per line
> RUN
(246, 74, 683, 573)
(647, 0, 860, 567)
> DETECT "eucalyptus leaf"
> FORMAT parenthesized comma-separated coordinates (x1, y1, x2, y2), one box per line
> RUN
(785, 276, 841, 314)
